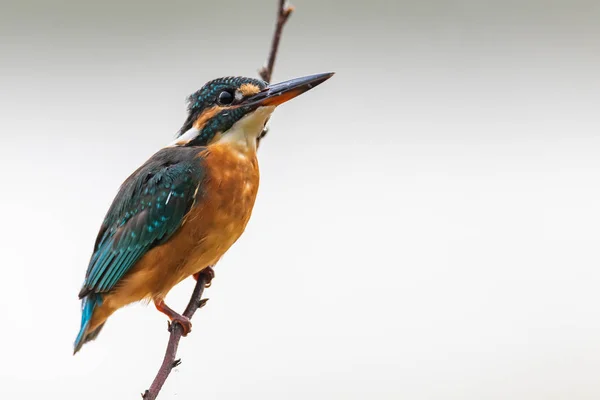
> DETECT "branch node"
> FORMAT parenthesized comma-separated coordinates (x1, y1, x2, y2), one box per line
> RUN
(198, 298, 209, 309)
(284, 5, 294, 18)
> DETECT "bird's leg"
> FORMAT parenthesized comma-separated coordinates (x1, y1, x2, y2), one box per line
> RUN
(193, 266, 215, 288)
(154, 298, 192, 336)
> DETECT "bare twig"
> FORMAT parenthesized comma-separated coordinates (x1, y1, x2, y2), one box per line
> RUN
(141, 2, 294, 399)
(257, 1, 294, 147)
(142, 272, 210, 400)
(259, 0, 294, 83)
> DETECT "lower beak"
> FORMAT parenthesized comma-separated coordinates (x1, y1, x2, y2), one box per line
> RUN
(248, 72, 335, 107)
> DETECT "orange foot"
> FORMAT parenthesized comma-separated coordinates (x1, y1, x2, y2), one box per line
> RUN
(154, 298, 192, 336)
(193, 266, 215, 288)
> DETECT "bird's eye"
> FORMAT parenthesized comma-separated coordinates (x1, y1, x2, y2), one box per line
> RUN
(217, 90, 234, 105)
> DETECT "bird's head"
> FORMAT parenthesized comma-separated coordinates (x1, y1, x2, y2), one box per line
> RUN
(173, 72, 334, 151)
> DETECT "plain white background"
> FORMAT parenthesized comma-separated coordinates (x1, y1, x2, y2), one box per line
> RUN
(1, 0, 600, 398)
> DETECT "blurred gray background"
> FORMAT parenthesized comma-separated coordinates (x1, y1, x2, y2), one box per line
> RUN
(1, 0, 600, 398)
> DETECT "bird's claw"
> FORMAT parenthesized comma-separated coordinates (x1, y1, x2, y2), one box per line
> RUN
(169, 315, 192, 336)
(194, 266, 215, 288)
(156, 298, 192, 336)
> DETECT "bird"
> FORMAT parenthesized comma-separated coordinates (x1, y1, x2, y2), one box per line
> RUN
(74, 72, 334, 354)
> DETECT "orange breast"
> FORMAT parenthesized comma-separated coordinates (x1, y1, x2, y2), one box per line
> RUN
(91, 143, 260, 329)
(177, 143, 260, 276)
(148, 143, 260, 292)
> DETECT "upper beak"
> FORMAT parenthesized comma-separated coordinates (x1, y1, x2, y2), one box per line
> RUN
(246, 72, 335, 107)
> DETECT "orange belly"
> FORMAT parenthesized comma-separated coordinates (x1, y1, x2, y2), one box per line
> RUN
(91, 143, 260, 329)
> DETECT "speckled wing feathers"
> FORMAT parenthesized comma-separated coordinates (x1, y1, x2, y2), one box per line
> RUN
(78, 147, 206, 298)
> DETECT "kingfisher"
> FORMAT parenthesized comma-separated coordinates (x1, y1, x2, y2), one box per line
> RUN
(74, 72, 334, 354)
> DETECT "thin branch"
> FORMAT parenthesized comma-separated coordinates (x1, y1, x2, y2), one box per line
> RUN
(141, 2, 294, 399)
(142, 272, 210, 400)
(259, 0, 294, 83)
(257, 1, 294, 148)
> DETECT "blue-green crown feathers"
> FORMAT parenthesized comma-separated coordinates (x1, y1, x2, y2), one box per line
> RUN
(186, 77, 267, 112)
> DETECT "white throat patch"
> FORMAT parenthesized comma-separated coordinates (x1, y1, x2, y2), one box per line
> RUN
(216, 106, 275, 152)
(166, 106, 275, 151)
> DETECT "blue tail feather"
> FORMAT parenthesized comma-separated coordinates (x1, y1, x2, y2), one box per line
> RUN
(73, 294, 103, 354)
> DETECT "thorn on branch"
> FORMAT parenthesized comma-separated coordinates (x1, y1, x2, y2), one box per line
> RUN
(257, 127, 269, 149)
(198, 298, 209, 309)
(172, 359, 182, 368)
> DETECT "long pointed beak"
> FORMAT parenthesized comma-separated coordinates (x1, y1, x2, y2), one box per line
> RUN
(246, 72, 334, 107)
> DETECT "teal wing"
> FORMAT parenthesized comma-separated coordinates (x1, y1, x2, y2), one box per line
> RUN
(78, 147, 206, 298)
